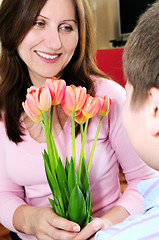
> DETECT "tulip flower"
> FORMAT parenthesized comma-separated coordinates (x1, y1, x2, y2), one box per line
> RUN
(45, 77, 66, 105)
(75, 111, 87, 124)
(99, 96, 111, 117)
(22, 86, 43, 122)
(36, 85, 52, 112)
(82, 95, 102, 119)
(61, 85, 86, 116)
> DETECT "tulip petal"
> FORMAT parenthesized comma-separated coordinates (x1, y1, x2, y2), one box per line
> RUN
(37, 86, 52, 112)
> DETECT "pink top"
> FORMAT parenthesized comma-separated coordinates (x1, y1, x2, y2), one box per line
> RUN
(0, 78, 157, 240)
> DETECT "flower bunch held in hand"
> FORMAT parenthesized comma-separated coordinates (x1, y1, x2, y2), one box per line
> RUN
(23, 77, 111, 229)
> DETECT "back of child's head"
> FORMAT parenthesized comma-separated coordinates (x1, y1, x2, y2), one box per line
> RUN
(123, 0, 159, 108)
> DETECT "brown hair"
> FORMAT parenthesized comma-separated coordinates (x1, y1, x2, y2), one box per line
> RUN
(0, 0, 105, 143)
(123, 0, 159, 108)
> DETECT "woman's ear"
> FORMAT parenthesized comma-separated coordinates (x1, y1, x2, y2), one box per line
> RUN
(148, 87, 159, 136)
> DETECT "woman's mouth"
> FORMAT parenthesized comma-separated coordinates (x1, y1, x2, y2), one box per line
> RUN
(35, 51, 60, 61)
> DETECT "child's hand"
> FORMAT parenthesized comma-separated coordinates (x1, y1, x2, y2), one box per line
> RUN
(73, 218, 109, 240)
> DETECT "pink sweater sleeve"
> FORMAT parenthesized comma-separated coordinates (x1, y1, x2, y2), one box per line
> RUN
(0, 125, 26, 231)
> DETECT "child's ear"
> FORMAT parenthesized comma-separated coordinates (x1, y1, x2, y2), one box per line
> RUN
(148, 87, 159, 136)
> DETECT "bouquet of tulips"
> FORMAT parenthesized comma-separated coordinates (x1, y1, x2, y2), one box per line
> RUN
(23, 77, 111, 229)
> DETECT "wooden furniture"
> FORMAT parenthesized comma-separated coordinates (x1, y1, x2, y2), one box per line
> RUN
(0, 225, 10, 240)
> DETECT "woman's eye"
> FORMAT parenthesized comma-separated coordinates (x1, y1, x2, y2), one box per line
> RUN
(34, 21, 45, 27)
(60, 24, 73, 32)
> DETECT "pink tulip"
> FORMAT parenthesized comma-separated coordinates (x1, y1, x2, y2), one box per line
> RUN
(75, 111, 87, 124)
(45, 77, 66, 105)
(36, 85, 52, 112)
(99, 96, 111, 117)
(82, 95, 102, 118)
(61, 85, 86, 116)
(22, 86, 43, 121)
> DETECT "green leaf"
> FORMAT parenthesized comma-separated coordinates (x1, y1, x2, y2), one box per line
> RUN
(65, 157, 70, 177)
(48, 197, 64, 217)
(43, 152, 55, 195)
(56, 157, 69, 212)
(67, 185, 87, 228)
(63, 181, 70, 203)
(80, 158, 92, 212)
(43, 156, 65, 215)
(42, 150, 50, 169)
(68, 157, 77, 195)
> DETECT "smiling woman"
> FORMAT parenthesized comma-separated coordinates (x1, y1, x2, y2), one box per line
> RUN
(17, 0, 79, 87)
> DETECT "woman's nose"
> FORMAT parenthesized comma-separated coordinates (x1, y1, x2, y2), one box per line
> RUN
(44, 29, 62, 50)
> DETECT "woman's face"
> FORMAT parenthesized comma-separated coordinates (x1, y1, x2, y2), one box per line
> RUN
(17, 0, 79, 87)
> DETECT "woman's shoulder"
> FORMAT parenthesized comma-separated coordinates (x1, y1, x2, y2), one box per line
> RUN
(92, 76, 126, 99)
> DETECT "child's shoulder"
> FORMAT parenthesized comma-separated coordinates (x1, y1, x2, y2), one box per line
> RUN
(138, 176, 159, 210)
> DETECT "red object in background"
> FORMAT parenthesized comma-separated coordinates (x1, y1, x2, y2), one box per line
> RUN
(96, 48, 125, 88)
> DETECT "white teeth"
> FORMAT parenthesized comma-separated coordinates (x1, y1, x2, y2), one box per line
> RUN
(36, 51, 58, 60)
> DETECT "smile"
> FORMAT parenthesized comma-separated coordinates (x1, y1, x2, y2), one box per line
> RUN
(35, 51, 59, 60)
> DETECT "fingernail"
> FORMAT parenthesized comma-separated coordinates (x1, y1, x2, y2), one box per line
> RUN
(73, 225, 80, 232)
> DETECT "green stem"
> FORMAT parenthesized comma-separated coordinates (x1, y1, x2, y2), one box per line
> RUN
(43, 112, 57, 173)
(87, 116, 103, 175)
(42, 113, 64, 215)
(71, 111, 76, 166)
(78, 118, 89, 184)
(40, 120, 45, 132)
(80, 123, 84, 141)
(49, 105, 54, 133)
(80, 123, 86, 163)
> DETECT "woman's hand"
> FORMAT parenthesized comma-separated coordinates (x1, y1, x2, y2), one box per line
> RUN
(13, 205, 80, 240)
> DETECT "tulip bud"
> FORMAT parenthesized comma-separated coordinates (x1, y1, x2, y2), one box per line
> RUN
(82, 95, 102, 118)
(22, 86, 43, 121)
(99, 96, 111, 117)
(61, 85, 87, 116)
(45, 77, 66, 105)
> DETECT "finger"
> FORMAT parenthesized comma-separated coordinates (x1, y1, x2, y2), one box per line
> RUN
(46, 226, 79, 240)
(48, 213, 80, 233)
(73, 219, 104, 240)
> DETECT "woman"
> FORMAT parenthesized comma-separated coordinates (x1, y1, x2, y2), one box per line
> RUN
(0, 0, 157, 239)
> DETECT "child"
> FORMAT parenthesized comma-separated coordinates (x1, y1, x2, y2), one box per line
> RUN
(95, 1, 159, 239)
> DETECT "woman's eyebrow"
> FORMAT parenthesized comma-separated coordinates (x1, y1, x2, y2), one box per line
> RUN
(38, 14, 49, 20)
(38, 15, 77, 24)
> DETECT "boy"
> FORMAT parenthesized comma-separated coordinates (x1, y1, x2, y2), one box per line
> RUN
(95, 1, 159, 239)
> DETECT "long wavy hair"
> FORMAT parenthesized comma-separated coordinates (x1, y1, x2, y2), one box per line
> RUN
(0, 0, 106, 143)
